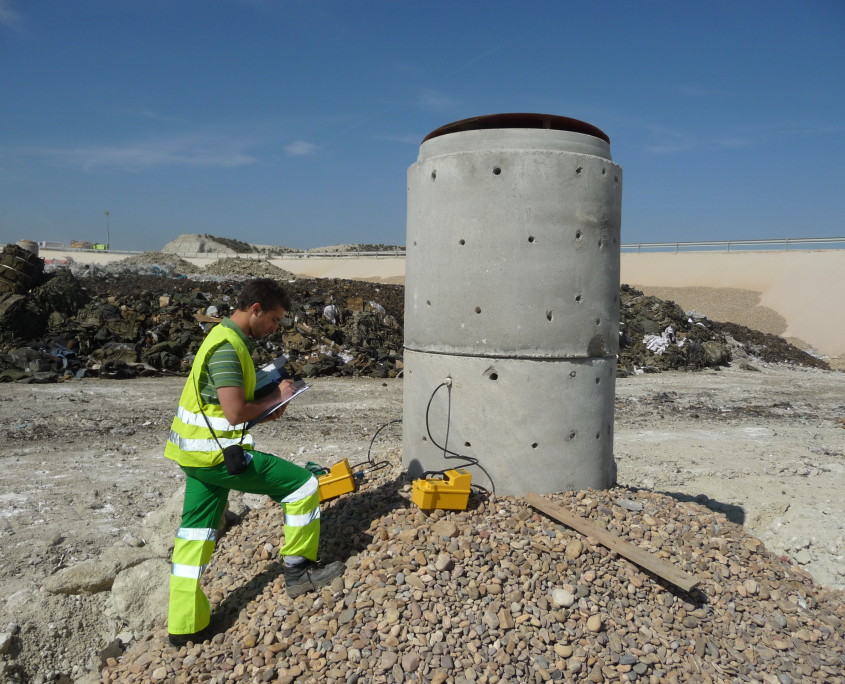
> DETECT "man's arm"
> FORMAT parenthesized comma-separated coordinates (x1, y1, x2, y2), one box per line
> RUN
(217, 379, 296, 425)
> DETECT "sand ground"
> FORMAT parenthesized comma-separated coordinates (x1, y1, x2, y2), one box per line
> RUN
(0, 363, 843, 680)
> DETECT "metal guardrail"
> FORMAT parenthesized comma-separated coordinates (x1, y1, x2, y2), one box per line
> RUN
(620, 237, 845, 253)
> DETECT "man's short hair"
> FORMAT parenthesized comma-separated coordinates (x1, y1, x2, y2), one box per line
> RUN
(235, 278, 291, 312)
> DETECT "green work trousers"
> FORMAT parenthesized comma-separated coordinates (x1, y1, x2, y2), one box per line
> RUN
(167, 449, 320, 636)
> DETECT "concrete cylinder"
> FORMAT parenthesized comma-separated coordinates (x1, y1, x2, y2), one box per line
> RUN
(402, 113, 622, 496)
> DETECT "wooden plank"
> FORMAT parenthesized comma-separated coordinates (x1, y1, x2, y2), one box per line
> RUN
(525, 492, 700, 593)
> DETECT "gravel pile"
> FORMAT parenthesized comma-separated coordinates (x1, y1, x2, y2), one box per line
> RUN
(102, 453, 845, 683)
(202, 257, 296, 280)
(120, 252, 202, 275)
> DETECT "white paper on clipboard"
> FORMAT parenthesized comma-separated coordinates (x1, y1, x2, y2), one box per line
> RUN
(246, 380, 309, 428)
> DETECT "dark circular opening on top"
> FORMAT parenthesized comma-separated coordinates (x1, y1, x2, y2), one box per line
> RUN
(422, 113, 610, 144)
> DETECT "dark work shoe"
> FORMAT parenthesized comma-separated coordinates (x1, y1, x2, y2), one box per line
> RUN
(168, 626, 214, 648)
(283, 560, 345, 598)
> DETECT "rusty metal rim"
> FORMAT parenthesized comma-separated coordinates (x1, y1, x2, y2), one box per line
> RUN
(422, 113, 610, 145)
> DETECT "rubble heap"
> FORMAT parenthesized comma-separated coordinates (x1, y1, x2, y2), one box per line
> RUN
(617, 285, 828, 374)
(0, 268, 404, 383)
(120, 252, 201, 275)
(201, 257, 296, 280)
(101, 453, 845, 683)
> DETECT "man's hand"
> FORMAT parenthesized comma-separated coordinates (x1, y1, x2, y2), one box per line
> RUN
(266, 379, 296, 421)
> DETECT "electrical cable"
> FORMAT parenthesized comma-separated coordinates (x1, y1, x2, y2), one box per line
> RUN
(349, 418, 399, 479)
(422, 382, 496, 495)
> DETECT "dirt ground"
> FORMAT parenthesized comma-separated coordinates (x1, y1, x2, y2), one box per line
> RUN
(0, 363, 843, 681)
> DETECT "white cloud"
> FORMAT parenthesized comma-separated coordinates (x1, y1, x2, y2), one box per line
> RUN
(29, 133, 258, 171)
(284, 140, 318, 157)
(0, 0, 23, 31)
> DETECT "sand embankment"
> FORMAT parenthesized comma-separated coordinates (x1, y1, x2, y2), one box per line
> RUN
(39, 248, 844, 364)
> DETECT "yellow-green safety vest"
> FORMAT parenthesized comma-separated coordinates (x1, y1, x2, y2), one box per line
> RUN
(164, 323, 257, 467)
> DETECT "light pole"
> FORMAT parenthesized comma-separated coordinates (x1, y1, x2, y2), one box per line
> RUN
(104, 210, 110, 250)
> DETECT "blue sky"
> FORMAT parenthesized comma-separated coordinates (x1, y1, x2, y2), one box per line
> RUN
(1, 1, 843, 251)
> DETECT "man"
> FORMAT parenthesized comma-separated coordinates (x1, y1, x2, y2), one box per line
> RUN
(164, 278, 343, 647)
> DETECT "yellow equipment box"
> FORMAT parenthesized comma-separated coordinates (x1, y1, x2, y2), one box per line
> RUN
(412, 469, 471, 511)
(318, 458, 357, 502)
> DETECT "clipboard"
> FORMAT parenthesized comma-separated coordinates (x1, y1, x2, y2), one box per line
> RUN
(246, 380, 309, 428)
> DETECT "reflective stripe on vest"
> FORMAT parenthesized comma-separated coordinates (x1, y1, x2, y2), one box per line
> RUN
(168, 430, 255, 453)
(176, 405, 247, 433)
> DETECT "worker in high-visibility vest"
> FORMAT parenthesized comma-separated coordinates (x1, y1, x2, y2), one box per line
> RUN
(163, 278, 343, 647)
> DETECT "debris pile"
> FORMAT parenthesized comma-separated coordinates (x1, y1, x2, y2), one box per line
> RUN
(121, 252, 201, 275)
(201, 257, 296, 280)
(617, 285, 828, 374)
(0, 248, 829, 384)
(0, 261, 404, 383)
(100, 453, 845, 683)
(0, 243, 44, 295)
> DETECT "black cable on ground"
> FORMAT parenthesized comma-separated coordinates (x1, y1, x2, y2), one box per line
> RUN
(422, 382, 496, 496)
(350, 418, 399, 478)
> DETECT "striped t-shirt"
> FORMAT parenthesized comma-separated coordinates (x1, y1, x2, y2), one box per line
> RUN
(196, 319, 253, 405)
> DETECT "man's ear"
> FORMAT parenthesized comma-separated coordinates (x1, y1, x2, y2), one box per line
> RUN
(250, 303, 262, 316)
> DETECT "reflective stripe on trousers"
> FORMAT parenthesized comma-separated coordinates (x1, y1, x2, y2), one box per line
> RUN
(280, 476, 320, 560)
(167, 530, 218, 635)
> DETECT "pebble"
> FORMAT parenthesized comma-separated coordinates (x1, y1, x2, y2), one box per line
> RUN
(100, 462, 845, 684)
(551, 588, 575, 608)
(586, 614, 603, 632)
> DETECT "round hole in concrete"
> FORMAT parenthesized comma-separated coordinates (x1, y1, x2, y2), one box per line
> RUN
(575, 294, 582, 303)
(493, 167, 502, 175)
(595, 377, 601, 384)
(413, 241, 417, 247)
(426, 300, 431, 306)
(489, 372, 498, 381)
(575, 166, 582, 174)
(601, 168, 606, 175)
(431, 170, 437, 180)
(464, 441, 472, 447)
(595, 432, 601, 439)
(569, 371, 576, 378)
(422, 436, 427, 442)
(546, 311, 553, 321)
(569, 432, 576, 440)
(531, 442, 538, 449)
(614, 175, 618, 183)
(459, 238, 466, 245)
(475, 306, 482, 314)
(575, 230, 582, 240)
(528, 236, 535, 243)
(595, 318, 601, 325)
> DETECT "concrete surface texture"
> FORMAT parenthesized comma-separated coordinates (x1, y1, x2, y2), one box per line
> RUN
(402, 122, 621, 495)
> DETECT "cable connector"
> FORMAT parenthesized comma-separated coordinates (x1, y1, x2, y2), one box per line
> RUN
(443, 377, 452, 387)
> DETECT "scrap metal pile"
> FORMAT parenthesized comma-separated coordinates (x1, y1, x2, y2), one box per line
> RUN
(0, 245, 827, 383)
